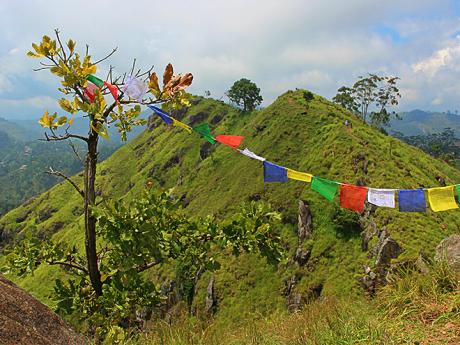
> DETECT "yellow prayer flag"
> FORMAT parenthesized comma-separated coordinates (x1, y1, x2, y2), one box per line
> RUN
(427, 186, 459, 212)
(287, 169, 312, 182)
(172, 118, 192, 134)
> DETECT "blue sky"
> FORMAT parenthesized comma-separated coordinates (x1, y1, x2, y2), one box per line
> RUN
(1, 0, 460, 120)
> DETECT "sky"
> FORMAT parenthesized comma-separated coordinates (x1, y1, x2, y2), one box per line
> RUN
(1, 0, 460, 120)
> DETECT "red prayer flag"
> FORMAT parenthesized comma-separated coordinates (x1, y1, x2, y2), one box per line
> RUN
(340, 184, 368, 213)
(215, 135, 244, 149)
(83, 82, 98, 103)
(104, 81, 118, 102)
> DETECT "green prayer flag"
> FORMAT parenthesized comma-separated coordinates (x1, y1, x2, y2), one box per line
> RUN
(86, 75, 104, 88)
(311, 176, 339, 202)
(456, 185, 460, 203)
(193, 123, 216, 144)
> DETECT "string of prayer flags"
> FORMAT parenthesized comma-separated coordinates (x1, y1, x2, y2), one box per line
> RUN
(123, 76, 148, 102)
(427, 186, 459, 212)
(86, 75, 118, 102)
(311, 177, 339, 202)
(340, 184, 368, 213)
(193, 123, 216, 144)
(215, 135, 245, 149)
(264, 161, 288, 182)
(287, 169, 312, 182)
(172, 118, 192, 134)
(367, 188, 396, 208)
(398, 189, 426, 212)
(239, 148, 266, 162)
(148, 105, 173, 125)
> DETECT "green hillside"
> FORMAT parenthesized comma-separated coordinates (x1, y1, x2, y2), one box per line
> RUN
(1, 90, 459, 341)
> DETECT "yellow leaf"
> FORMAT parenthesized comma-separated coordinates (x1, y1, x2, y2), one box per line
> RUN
(26, 51, 42, 58)
(149, 72, 160, 93)
(67, 39, 76, 53)
(56, 116, 68, 126)
(58, 98, 75, 113)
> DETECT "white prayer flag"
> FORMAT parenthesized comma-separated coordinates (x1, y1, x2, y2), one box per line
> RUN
(238, 148, 266, 162)
(367, 188, 396, 208)
(123, 76, 148, 102)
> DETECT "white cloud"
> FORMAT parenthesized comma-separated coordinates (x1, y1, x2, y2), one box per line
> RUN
(0, 0, 459, 117)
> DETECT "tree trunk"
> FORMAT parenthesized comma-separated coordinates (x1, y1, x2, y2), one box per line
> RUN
(84, 133, 102, 296)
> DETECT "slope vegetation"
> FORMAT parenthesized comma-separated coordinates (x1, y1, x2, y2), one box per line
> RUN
(1, 90, 459, 325)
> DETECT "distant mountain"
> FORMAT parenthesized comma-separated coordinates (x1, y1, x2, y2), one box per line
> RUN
(0, 113, 150, 216)
(388, 110, 460, 137)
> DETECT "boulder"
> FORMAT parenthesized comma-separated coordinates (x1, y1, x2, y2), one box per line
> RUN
(0, 275, 85, 345)
(435, 234, 460, 270)
(205, 276, 215, 316)
(297, 200, 313, 242)
(375, 237, 403, 267)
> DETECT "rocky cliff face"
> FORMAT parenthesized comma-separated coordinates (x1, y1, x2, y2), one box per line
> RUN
(0, 275, 85, 345)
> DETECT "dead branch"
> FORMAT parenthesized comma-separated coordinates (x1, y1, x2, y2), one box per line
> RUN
(94, 47, 118, 65)
(45, 167, 85, 199)
(47, 260, 88, 274)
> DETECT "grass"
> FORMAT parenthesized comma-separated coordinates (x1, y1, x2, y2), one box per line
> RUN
(0, 90, 459, 338)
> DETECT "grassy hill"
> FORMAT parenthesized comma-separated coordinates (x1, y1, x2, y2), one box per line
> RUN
(1, 90, 459, 342)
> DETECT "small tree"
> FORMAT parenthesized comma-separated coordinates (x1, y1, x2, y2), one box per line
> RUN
(24, 30, 194, 297)
(5, 31, 285, 338)
(333, 74, 401, 127)
(227, 78, 263, 112)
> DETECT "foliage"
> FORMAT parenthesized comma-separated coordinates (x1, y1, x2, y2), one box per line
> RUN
(227, 78, 263, 112)
(333, 74, 401, 127)
(4, 188, 284, 338)
(393, 128, 459, 167)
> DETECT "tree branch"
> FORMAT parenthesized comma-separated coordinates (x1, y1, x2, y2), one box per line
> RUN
(45, 167, 85, 199)
(47, 260, 88, 274)
(68, 140, 84, 165)
(41, 131, 88, 143)
(136, 261, 161, 273)
(94, 47, 118, 65)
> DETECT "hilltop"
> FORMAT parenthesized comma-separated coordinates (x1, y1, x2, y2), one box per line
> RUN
(1, 90, 459, 337)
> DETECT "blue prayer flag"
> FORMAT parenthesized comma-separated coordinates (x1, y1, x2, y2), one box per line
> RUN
(148, 105, 173, 125)
(263, 161, 288, 183)
(398, 189, 426, 212)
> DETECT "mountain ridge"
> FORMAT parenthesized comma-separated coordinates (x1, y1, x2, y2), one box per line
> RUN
(1, 89, 459, 324)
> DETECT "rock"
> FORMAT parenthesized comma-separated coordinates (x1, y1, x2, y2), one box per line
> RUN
(286, 292, 304, 313)
(375, 237, 403, 267)
(361, 220, 378, 251)
(188, 111, 209, 126)
(294, 247, 311, 266)
(199, 142, 214, 160)
(205, 276, 215, 316)
(0, 275, 85, 345)
(435, 234, 460, 270)
(297, 200, 313, 242)
(37, 207, 57, 223)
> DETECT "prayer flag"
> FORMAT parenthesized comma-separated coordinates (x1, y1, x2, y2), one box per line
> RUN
(427, 186, 458, 212)
(86, 75, 104, 88)
(367, 188, 396, 208)
(340, 184, 368, 213)
(215, 135, 244, 149)
(239, 148, 266, 161)
(104, 81, 118, 102)
(287, 169, 312, 182)
(311, 177, 338, 202)
(148, 105, 173, 125)
(398, 189, 426, 212)
(172, 118, 192, 134)
(83, 82, 98, 103)
(193, 123, 216, 144)
(263, 161, 288, 182)
(123, 76, 148, 102)
(456, 185, 460, 203)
